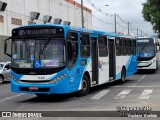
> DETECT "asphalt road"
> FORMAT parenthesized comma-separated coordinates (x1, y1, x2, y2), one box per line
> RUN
(0, 68, 160, 119)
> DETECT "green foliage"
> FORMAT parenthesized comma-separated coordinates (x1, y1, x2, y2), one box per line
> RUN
(142, 0, 160, 37)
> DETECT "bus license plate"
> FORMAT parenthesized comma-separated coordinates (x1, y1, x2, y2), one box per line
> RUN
(29, 86, 38, 91)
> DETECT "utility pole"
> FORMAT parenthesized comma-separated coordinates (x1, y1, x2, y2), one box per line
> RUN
(137, 27, 139, 37)
(141, 30, 143, 37)
(114, 13, 117, 33)
(128, 21, 130, 35)
(81, 0, 84, 28)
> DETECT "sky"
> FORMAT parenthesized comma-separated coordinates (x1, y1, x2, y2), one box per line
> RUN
(75, 0, 156, 37)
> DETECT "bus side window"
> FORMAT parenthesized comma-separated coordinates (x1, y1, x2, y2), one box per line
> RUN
(67, 32, 78, 70)
(98, 35, 108, 57)
(133, 40, 136, 55)
(80, 33, 90, 57)
(115, 37, 121, 56)
(120, 38, 126, 56)
(126, 39, 131, 55)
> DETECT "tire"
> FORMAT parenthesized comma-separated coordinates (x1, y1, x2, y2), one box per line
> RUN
(0, 76, 4, 84)
(78, 75, 90, 96)
(120, 68, 126, 83)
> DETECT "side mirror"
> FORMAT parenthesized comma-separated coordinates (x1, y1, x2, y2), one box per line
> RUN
(4, 37, 12, 57)
(4, 42, 7, 53)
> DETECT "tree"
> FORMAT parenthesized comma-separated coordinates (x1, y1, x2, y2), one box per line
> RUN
(142, 0, 160, 37)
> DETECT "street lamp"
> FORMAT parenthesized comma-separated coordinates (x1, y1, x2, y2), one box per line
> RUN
(83, 5, 109, 25)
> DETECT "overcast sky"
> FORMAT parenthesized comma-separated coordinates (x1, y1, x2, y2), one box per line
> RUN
(75, 0, 155, 37)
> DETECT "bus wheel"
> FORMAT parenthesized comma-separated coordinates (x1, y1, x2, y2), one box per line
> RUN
(120, 68, 126, 83)
(0, 76, 4, 84)
(78, 75, 90, 96)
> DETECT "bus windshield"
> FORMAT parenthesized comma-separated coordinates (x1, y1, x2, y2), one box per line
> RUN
(137, 39, 155, 58)
(12, 38, 66, 68)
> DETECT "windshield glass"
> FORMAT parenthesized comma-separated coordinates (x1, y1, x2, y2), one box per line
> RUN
(137, 39, 155, 58)
(138, 45, 155, 58)
(12, 38, 66, 68)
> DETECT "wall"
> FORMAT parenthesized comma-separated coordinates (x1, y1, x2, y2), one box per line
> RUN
(0, 36, 11, 62)
(0, 0, 92, 36)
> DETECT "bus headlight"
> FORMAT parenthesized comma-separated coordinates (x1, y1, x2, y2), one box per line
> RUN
(49, 74, 66, 84)
(12, 76, 20, 83)
(151, 60, 155, 64)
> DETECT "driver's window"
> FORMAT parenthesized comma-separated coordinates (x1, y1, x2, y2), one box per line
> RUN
(67, 31, 78, 70)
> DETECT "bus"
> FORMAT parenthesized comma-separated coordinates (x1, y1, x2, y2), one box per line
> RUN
(4, 24, 137, 96)
(136, 37, 158, 72)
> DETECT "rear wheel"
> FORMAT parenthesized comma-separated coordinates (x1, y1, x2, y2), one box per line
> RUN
(78, 75, 90, 96)
(120, 68, 126, 83)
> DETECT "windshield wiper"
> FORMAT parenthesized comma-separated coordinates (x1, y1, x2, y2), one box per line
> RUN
(39, 36, 51, 59)
(140, 43, 149, 51)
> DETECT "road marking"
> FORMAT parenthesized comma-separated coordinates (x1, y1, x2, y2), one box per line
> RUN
(114, 90, 132, 99)
(139, 89, 153, 99)
(114, 86, 158, 88)
(0, 94, 24, 103)
(138, 75, 146, 83)
(133, 75, 146, 86)
(90, 90, 110, 100)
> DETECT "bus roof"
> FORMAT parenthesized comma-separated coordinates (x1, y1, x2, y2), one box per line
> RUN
(12, 23, 133, 38)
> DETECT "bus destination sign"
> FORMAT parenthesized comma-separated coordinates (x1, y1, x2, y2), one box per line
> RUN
(18, 29, 57, 36)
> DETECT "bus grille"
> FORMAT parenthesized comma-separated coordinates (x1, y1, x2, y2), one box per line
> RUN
(20, 80, 50, 83)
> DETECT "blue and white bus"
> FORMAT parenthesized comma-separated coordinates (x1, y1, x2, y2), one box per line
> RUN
(136, 37, 158, 72)
(4, 24, 137, 96)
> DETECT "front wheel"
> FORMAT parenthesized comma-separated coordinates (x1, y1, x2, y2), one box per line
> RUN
(120, 68, 126, 83)
(78, 75, 90, 96)
(0, 76, 4, 84)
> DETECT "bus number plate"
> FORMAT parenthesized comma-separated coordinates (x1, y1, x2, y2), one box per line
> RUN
(29, 86, 38, 91)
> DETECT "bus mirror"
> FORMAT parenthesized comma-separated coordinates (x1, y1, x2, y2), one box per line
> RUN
(4, 37, 12, 57)
(4, 42, 7, 53)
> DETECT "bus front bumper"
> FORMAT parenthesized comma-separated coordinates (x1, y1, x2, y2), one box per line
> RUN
(137, 60, 157, 69)
(11, 78, 69, 95)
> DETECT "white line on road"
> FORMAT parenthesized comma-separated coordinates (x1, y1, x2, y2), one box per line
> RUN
(133, 75, 146, 86)
(90, 90, 110, 100)
(114, 90, 132, 99)
(139, 89, 153, 99)
(0, 94, 24, 103)
(114, 86, 158, 88)
(138, 75, 146, 83)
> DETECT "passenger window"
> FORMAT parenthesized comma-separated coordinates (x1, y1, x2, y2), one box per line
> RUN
(98, 35, 108, 57)
(115, 37, 121, 56)
(67, 32, 78, 70)
(80, 33, 90, 57)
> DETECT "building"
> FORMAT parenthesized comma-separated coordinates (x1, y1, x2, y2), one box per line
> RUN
(0, 0, 92, 61)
